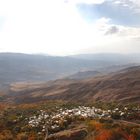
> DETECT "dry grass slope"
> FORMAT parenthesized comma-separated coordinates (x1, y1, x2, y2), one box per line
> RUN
(6, 66, 140, 104)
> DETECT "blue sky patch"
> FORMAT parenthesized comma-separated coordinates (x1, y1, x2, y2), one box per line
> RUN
(76, 1, 140, 27)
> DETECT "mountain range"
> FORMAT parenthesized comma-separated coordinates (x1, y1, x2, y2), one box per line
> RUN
(0, 53, 139, 104)
(0, 53, 139, 88)
(3, 65, 139, 104)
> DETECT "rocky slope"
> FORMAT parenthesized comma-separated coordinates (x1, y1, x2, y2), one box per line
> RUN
(67, 71, 102, 80)
(4, 66, 140, 104)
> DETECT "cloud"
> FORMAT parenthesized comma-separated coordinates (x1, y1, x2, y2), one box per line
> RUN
(105, 26, 119, 35)
(0, 0, 90, 55)
(126, 0, 140, 7)
(66, 0, 105, 4)
(0, 0, 140, 55)
(80, 18, 140, 54)
(111, 0, 140, 14)
(112, 0, 132, 7)
(91, 17, 140, 40)
(0, 17, 5, 31)
(76, 0, 140, 26)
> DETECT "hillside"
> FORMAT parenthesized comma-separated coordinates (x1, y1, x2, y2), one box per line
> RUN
(66, 71, 102, 79)
(6, 66, 140, 104)
(0, 53, 123, 88)
(0, 53, 139, 89)
(71, 53, 140, 63)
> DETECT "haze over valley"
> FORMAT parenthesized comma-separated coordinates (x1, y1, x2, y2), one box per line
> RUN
(0, 52, 139, 88)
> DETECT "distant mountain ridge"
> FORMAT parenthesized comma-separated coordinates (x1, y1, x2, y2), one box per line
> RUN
(0, 52, 139, 88)
(71, 53, 140, 63)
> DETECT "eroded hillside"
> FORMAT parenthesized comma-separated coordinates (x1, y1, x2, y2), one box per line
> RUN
(5, 66, 140, 104)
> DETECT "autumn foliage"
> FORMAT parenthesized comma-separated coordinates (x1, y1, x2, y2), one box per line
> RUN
(86, 120, 140, 140)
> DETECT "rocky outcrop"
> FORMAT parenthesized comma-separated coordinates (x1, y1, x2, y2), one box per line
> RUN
(46, 126, 88, 140)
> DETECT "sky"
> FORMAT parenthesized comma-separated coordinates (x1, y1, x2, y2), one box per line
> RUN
(0, 0, 140, 56)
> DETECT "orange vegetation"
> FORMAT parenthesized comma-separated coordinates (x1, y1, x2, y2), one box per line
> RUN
(95, 130, 113, 140)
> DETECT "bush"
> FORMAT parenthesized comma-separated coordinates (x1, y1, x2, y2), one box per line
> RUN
(0, 130, 14, 140)
(87, 120, 103, 132)
(16, 132, 28, 140)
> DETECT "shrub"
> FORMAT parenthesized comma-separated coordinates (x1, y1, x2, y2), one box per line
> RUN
(0, 130, 14, 140)
(16, 132, 28, 140)
(87, 120, 103, 132)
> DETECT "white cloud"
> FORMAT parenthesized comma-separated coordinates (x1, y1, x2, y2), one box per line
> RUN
(130, 0, 140, 6)
(66, 0, 105, 4)
(78, 17, 140, 54)
(0, 0, 92, 55)
(90, 17, 140, 40)
(0, 0, 140, 55)
(112, 0, 140, 13)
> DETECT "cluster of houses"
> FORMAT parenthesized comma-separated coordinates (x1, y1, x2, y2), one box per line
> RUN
(27, 105, 140, 135)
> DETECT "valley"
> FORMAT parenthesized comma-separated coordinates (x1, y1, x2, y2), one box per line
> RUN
(3, 65, 140, 104)
(0, 53, 139, 140)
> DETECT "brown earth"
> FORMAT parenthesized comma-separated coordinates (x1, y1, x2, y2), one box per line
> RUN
(46, 125, 88, 140)
(5, 66, 140, 104)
